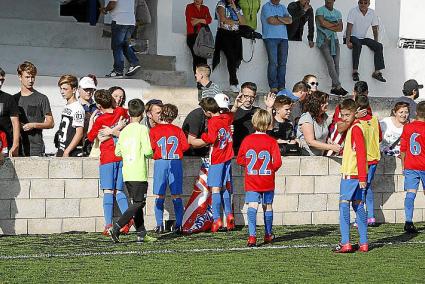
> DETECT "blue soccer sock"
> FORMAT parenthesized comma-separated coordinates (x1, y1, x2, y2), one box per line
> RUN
(103, 193, 114, 226)
(212, 192, 221, 221)
(353, 202, 368, 244)
(172, 198, 184, 227)
(154, 198, 165, 226)
(115, 191, 129, 214)
(264, 210, 273, 236)
(405, 192, 416, 222)
(365, 183, 375, 219)
(247, 207, 257, 237)
(221, 190, 232, 217)
(339, 202, 351, 244)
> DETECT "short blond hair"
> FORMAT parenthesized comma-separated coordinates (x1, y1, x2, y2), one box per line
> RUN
(195, 64, 211, 78)
(252, 109, 272, 132)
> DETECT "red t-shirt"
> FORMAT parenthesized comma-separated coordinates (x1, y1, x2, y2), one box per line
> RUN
(87, 107, 129, 165)
(150, 123, 190, 160)
(185, 3, 212, 35)
(400, 120, 425, 171)
(201, 113, 234, 165)
(237, 133, 282, 192)
(0, 130, 8, 155)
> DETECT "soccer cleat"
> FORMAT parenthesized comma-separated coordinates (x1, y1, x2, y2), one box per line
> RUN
(404, 222, 418, 234)
(367, 218, 376, 227)
(226, 214, 235, 231)
(154, 225, 165, 234)
(333, 243, 354, 253)
(247, 236, 257, 247)
(125, 65, 141, 76)
(173, 225, 183, 235)
(108, 224, 121, 243)
(211, 218, 223, 233)
(102, 224, 112, 237)
(120, 219, 134, 235)
(137, 234, 158, 244)
(358, 243, 369, 252)
(105, 70, 123, 78)
(264, 234, 275, 244)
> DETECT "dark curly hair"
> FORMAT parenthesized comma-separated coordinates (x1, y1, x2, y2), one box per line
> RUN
(303, 91, 329, 121)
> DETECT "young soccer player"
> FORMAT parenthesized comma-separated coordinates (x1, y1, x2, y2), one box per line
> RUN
(56, 75, 85, 157)
(87, 90, 129, 235)
(335, 98, 369, 253)
(237, 109, 282, 247)
(400, 101, 425, 233)
(195, 94, 241, 232)
(149, 104, 190, 234)
(109, 99, 156, 243)
(355, 95, 381, 226)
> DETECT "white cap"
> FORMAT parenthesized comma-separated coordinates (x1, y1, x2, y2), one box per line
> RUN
(214, 93, 230, 109)
(79, 76, 97, 89)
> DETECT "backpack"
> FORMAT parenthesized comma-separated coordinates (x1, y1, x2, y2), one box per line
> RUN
(193, 25, 215, 59)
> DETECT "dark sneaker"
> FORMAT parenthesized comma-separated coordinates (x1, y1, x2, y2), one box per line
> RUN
(330, 87, 349, 97)
(404, 222, 418, 234)
(333, 243, 354, 253)
(154, 225, 165, 234)
(172, 225, 183, 235)
(108, 223, 121, 243)
(352, 72, 360, 82)
(125, 65, 141, 76)
(247, 236, 257, 247)
(106, 70, 123, 78)
(372, 72, 386, 82)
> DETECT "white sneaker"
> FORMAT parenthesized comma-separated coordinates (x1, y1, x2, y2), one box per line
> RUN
(229, 85, 239, 93)
(125, 65, 141, 76)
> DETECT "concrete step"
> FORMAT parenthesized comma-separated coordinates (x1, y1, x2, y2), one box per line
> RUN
(0, 0, 75, 22)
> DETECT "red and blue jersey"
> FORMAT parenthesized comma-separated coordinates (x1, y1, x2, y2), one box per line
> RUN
(237, 133, 282, 192)
(150, 123, 190, 160)
(201, 113, 234, 165)
(400, 120, 425, 171)
(87, 107, 129, 165)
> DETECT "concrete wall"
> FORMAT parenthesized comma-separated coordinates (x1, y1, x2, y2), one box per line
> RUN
(0, 156, 423, 235)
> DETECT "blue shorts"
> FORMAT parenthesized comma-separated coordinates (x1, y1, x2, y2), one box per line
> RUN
(245, 191, 274, 204)
(367, 164, 377, 184)
(339, 179, 365, 201)
(207, 160, 232, 188)
(404, 170, 425, 191)
(99, 161, 124, 191)
(153, 159, 183, 195)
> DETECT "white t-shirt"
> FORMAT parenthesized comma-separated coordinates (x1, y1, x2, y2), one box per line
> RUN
(110, 0, 136, 25)
(380, 116, 404, 156)
(347, 6, 379, 39)
(58, 101, 85, 152)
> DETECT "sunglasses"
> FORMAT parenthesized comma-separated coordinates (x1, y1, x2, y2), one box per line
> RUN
(309, 82, 319, 86)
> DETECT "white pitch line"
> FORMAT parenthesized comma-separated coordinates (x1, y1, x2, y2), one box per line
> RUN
(1, 240, 425, 260)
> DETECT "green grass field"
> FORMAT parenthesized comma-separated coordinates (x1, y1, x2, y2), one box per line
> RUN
(1, 223, 425, 283)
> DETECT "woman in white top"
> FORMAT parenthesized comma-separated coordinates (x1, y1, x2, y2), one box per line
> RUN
(380, 101, 410, 157)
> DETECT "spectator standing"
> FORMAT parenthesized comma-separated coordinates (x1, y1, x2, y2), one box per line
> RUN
(78, 75, 97, 114)
(396, 79, 422, 119)
(185, 0, 212, 74)
(102, 0, 141, 77)
(315, 0, 348, 97)
(14, 62, 54, 156)
(346, 0, 386, 82)
(213, 0, 246, 93)
(195, 64, 222, 100)
(287, 0, 314, 47)
(261, 0, 292, 94)
(380, 102, 410, 157)
(239, 0, 261, 30)
(297, 91, 341, 155)
(0, 67, 20, 157)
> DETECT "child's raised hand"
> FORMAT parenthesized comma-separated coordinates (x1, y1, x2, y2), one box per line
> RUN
(264, 92, 276, 110)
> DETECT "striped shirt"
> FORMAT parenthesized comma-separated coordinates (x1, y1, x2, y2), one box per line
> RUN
(200, 81, 222, 99)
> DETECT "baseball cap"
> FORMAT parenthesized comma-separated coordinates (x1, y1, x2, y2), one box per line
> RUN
(277, 89, 299, 101)
(214, 93, 230, 109)
(79, 76, 97, 89)
(403, 79, 423, 95)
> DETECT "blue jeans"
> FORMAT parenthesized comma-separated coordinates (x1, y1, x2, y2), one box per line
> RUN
(111, 21, 139, 73)
(264, 38, 288, 89)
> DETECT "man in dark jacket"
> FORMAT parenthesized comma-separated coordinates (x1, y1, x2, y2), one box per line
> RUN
(287, 0, 314, 48)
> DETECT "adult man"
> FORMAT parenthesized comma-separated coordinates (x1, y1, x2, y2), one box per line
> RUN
(0, 68, 20, 157)
(396, 79, 422, 119)
(261, 0, 292, 93)
(346, 0, 385, 82)
(102, 0, 141, 78)
(195, 64, 222, 100)
(287, 0, 314, 48)
(315, 0, 348, 97)
(14, 62, 54, 156)
(142, 99, 163, 129)
(182, 105, 209, 157)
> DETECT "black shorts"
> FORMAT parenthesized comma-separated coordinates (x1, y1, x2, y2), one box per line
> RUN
(125, 181, 148, 203)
